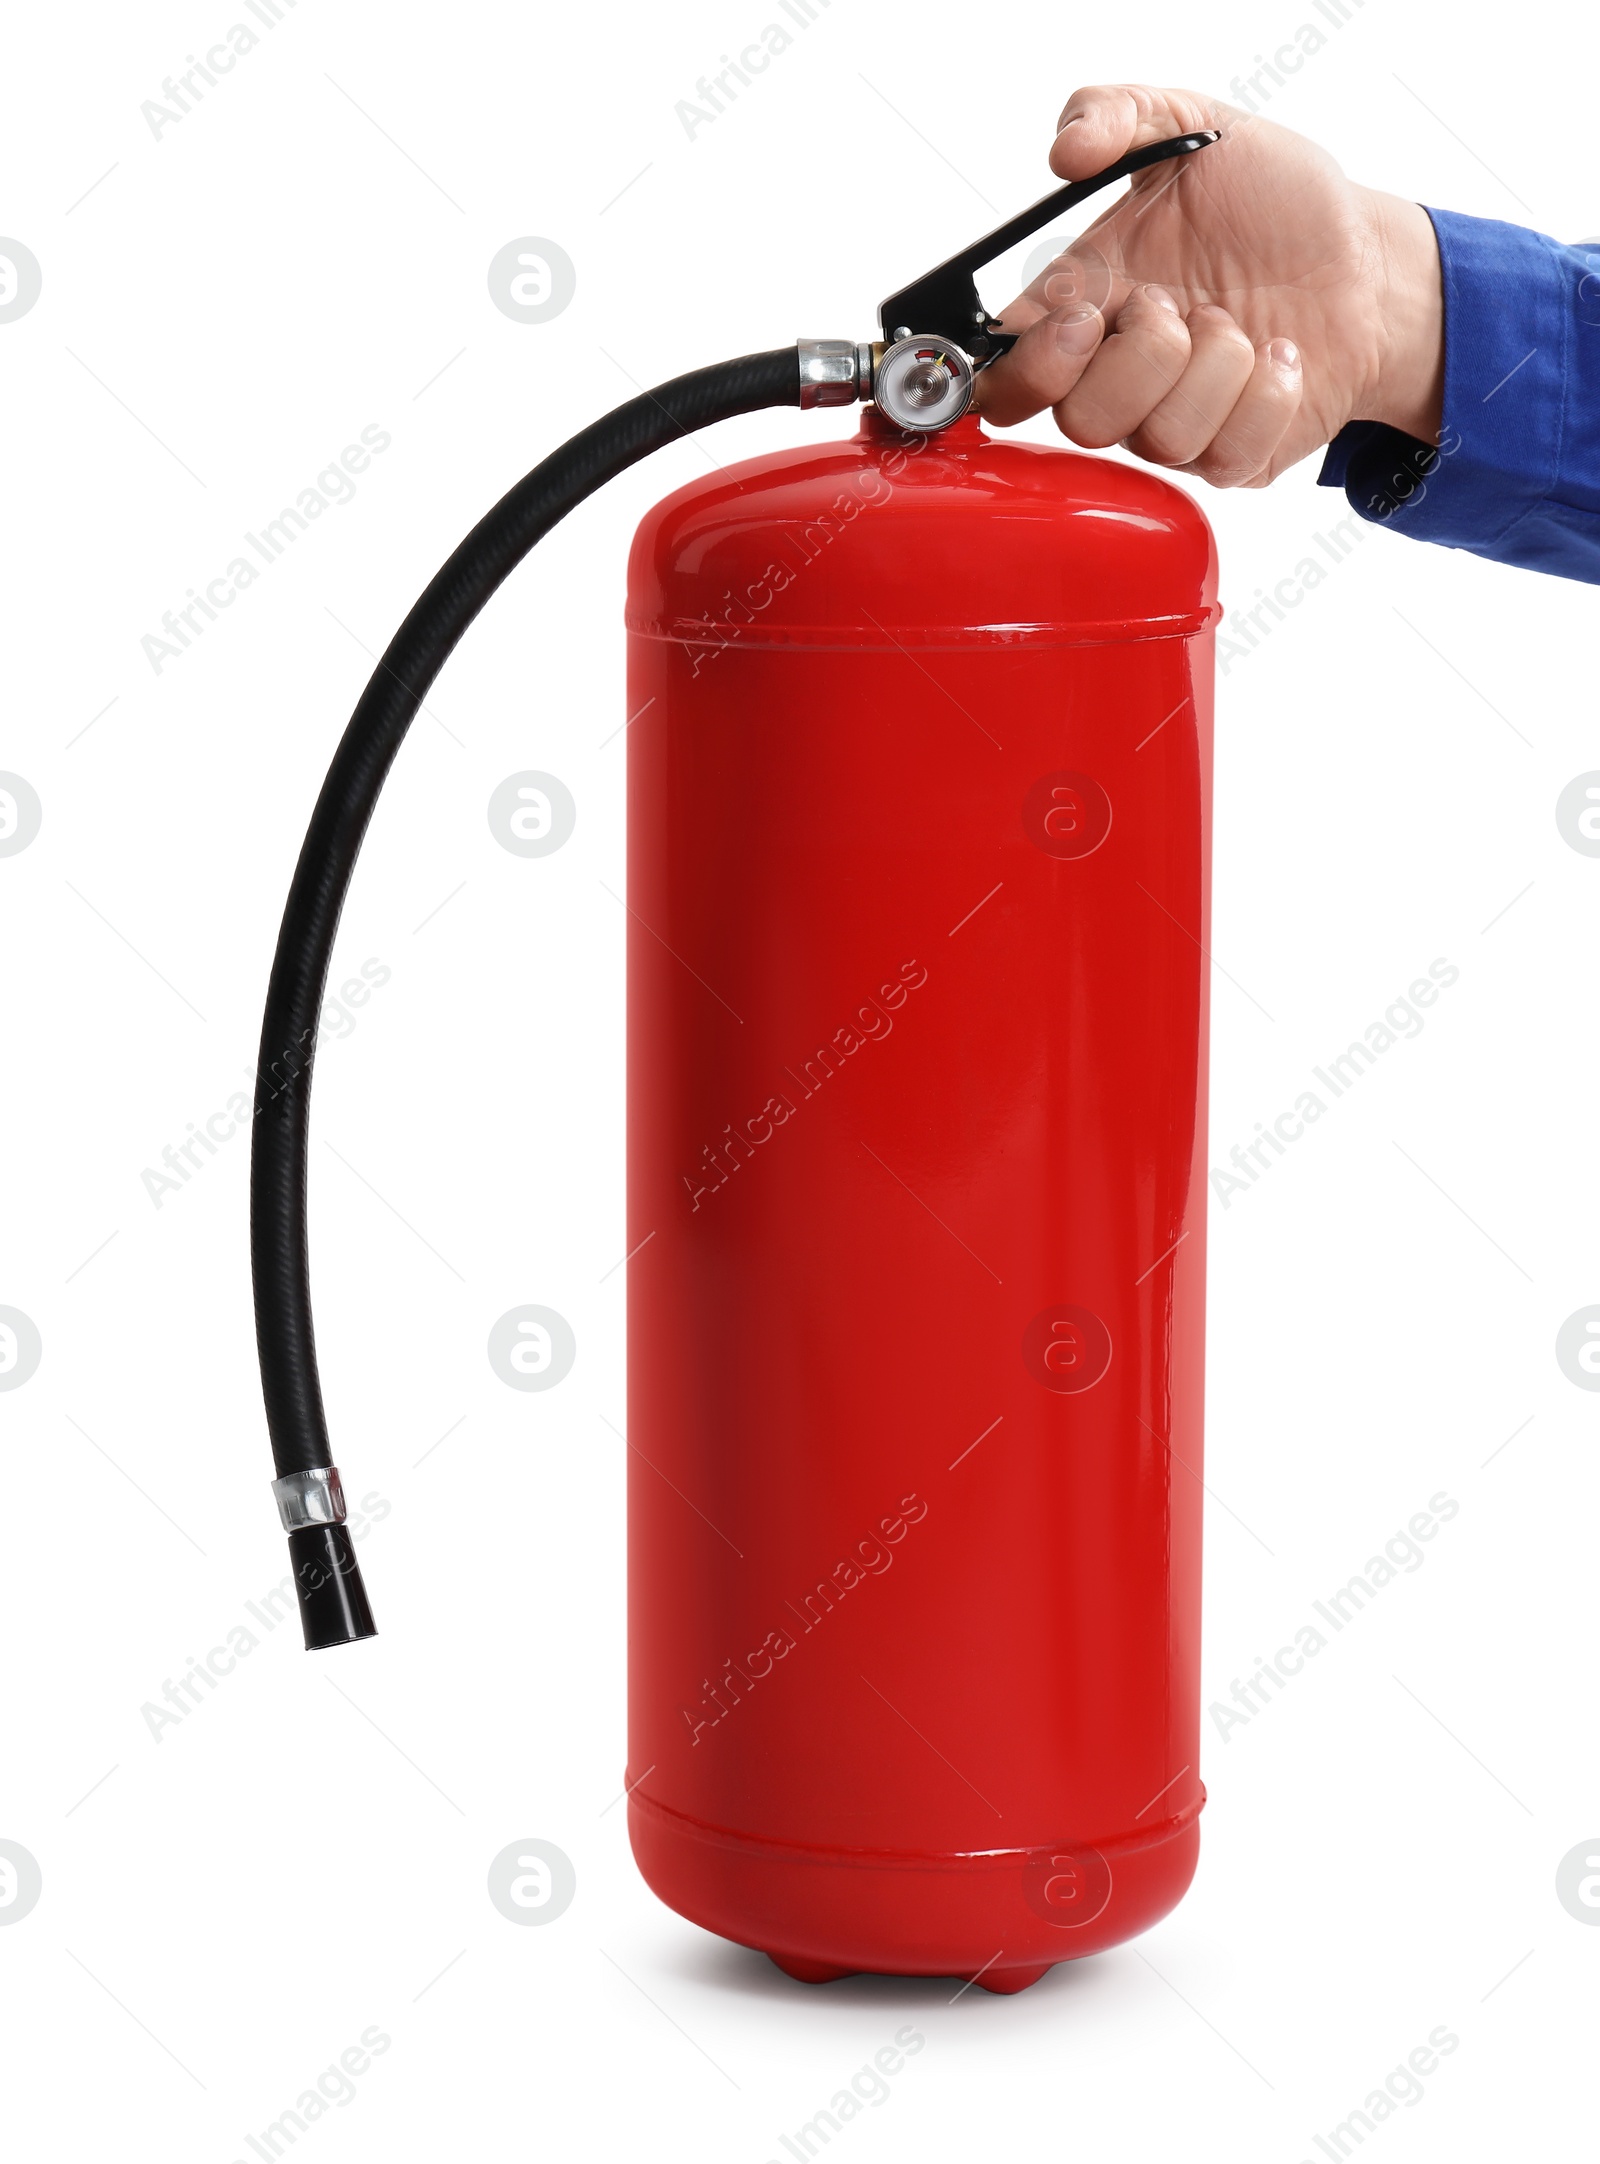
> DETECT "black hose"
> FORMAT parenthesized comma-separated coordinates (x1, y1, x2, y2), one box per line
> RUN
(251, 347, 803, 1647)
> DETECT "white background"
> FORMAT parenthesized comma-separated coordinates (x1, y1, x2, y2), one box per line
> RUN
(1, 1, 1595, 2157)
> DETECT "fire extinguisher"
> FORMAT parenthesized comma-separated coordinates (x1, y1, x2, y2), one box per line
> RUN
(252, 129, 1220, 1993)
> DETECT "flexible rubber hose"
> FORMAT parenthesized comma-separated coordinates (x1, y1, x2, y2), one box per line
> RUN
(252, 349, 802, 1495)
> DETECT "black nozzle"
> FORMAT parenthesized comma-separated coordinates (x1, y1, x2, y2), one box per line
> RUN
(288, 1523, 377, 1650)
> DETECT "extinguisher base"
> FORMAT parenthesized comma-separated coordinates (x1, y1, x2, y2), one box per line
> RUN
(766, 1953, 858, 1987)
(629, 1786, 1202, 1987)
(970, 1962, 1054, 1995)
(767, 1950, 1058, 1993)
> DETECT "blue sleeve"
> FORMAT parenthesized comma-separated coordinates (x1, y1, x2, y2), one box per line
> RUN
(1317, 207, 1600, 582)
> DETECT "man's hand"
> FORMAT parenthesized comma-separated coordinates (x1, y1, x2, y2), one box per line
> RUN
(974, 84, 1444, 488)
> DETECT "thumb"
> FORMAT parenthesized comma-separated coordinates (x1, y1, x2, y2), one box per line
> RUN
(1049, 83, 1225, 180)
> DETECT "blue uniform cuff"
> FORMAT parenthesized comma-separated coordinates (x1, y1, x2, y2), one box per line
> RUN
(1318, 207, 1600, 579)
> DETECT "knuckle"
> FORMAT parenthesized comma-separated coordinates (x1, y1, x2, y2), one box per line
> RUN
(1053, 391, 1121, 449)
(1190, 308, 1255, 362)
(1130, 414, 1206, 467)
(1118, 307, 1190, 367)
(1205, 451, 1263, 489)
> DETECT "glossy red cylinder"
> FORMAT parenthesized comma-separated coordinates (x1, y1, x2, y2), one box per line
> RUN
(624, 410, 1217, 1991)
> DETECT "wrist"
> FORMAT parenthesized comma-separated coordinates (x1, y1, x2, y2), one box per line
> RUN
(1356, 190, 1445, 443)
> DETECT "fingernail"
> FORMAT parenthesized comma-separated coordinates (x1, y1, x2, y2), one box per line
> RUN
(1053, 307, 1101, 353)
(1143, 284, 1179, 314)
(1269, 337, 1300, 369)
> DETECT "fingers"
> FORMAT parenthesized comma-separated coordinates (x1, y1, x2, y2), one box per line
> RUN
(1053, 285, 1192, 449)
(976, 83, 1301, 487)
(975, 295, 1305, 490)
(987, 85, 1234, 344)
(1176, 338, 1303, 487)
(976, 283, 1189, 439)
(1049, 83, 1220, 181)
(1123, 304, 1256, 468)
(975, 303, 1106, 426)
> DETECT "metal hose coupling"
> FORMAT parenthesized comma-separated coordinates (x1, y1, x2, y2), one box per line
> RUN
(271, 1466, 376, 1650)
(797, 338, 877, 409)
(797, 335, 979, 433)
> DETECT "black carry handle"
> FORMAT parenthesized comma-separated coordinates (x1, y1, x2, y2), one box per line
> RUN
(877, 130, 1220, 363)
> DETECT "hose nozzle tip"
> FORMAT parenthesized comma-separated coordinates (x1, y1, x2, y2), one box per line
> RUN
(287, 1523, 377, 1651)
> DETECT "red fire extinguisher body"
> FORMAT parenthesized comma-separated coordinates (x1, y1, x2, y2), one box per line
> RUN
(624, 410, 1217, 1989)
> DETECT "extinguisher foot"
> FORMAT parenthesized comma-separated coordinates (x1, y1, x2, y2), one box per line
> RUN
(766, 1953, 856, 1986)
(973, 1962, 1054, 1994)
(765, 1951, 1056, 1991)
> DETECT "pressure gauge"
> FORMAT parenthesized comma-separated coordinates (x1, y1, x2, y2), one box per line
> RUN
(872, 336, 976, 432)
